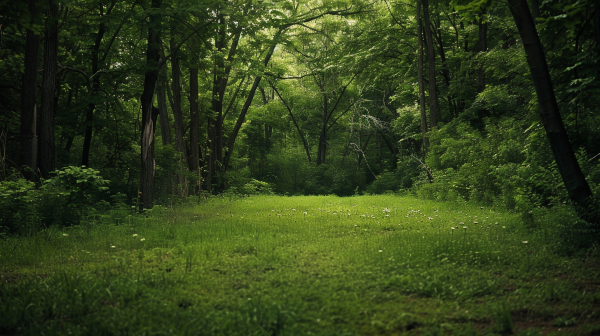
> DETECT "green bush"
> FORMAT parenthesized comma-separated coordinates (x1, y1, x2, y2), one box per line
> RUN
(39, 166, 110, 226)
(0, 175, 39, 235)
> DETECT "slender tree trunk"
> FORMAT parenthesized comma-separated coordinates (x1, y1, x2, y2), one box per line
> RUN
(169, 41, 189, 197)
(477, 17, 488, 93)
(507, 0, 594, 213)
(317, 80, 328, 165)
(188, 67, 199, 172)
(81, 1, 115, 167)
(157, 72, 171, 146)
(20, 0, 41, 179)
(222, 38, 279, 174)
(39, 0, 58, 178)
(416, 0, 429, 150)
(595, 7, 600, 58)
(271, 84, 312, 163)
(139, 0, 162, 211)
(422, 0, 441, 127)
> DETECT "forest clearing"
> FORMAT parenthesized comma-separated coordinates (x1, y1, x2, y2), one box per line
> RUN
(2, 0, 600, 334)
(1, 195, 599, 335)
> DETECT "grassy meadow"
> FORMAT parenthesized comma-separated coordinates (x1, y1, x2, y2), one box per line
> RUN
(1, 195, 599, 335)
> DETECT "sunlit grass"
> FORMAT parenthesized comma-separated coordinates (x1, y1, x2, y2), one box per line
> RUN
(1, 195, 599, 335)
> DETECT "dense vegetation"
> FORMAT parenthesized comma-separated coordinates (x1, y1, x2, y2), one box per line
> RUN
(1, 0, 600, 333)
(2, 0, 600, 223)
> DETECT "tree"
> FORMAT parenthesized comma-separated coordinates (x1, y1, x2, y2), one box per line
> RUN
(40, 0, 59, 178)
(507, 0, 594, 215)
(139, 0, 162, 210)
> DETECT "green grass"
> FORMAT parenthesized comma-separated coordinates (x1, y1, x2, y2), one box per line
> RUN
(1, 195, 599, 335)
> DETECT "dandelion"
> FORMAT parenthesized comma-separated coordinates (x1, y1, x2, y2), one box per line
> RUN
(62, 233, 69, 237)
(132, 234, 138, 237)
(473, 221, 479, 224)
(502, 226, 506, 229)
(332, 212, 337, 215)
(140, 238, 145, 241)
(522, 241, 528, 244)
(111, 246, 116, 248)
(292, 209, 296, 211)
(216, 213, 220, 216)
(303, 212, 308, 215)
(428, 217, 433, 220)
(378, 250, 383, 253)
(463, 226, 467, 230)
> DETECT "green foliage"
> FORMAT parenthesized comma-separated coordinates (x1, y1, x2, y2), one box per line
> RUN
(0, 175, 39, 236)
(240, 179, 274, 195)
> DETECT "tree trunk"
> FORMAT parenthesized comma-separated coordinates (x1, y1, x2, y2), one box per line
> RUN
(595, 7, 600, 58)
(417, 0, 429, 150)
(477, 17, 488, 93)
(222, 40, 278, 174)
(81, 1, 116, 167)
(188, 67, 199, 172)
(422, 0, 441, 127)
(317, 79, 328, 165)
(169, 40, 189, 197)
(20, 0, 41, 179)
(157, 72, 171, 146)
(39, 0, 58, 178)
(139, 0, 162, 211)
(507, 0, 594, 213)
(271, 83, 312, 163)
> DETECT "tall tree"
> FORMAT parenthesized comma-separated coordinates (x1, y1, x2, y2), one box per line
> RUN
(139, 0, 162, 210)
(169, 39, 189, 197)
(20, 0, 41, 179)
(416, 0, 429, 150)
(188, 67, 200, 173)
(421, 0, 440, 127)
(507, 0, 594, 214)
(81, 0, 117, 167)
(40, 0, 59, 178)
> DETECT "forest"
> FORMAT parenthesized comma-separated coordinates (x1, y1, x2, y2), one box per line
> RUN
(1, 0, 600, 334)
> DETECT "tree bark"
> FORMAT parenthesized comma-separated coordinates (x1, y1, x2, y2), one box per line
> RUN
(20, 0, 41, 179)
(81, 0, 116, 167)
(169, 40, 189, 197)
(530, 0, 540, 20)
(188, 67, 199, 172)
(139, 0, 162, 210)
(507, 0, 594, 212)
(40, 0, 59, 178)
(157, 71, 171, 146)
(421, 0, 441, 127)
(416, 0, 429, 151)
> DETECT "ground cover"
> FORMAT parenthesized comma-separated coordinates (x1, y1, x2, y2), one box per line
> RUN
(1, 195, 599, 335)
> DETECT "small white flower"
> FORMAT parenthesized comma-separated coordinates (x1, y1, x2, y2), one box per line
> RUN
(62, 233, 68, 237)
(140, 238, 145, 241)
(522, 241, 528, 244)
(111, 246, 116, 248)
(378, 250, 383, 253)
(132, 234, 138, 237)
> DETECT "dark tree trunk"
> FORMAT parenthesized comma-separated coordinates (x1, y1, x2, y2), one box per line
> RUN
(139, 0, 162, 210)
(477, 17, 488, 93)
(157, 72, 171, 146)
(595, 7, 600, 58)
(81, 1, 116, 167)
(40, 0, 59, 178)
(188, 67, 199, 172)
(422, 0, 441, 127)
(417, 0, 429, 150)
(222, 40, 278, 173)
(317, 80, 328, 165)
(508, 0, 594, 213)
(169, 40, 189, 197)
(20, 0, 41, 179)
